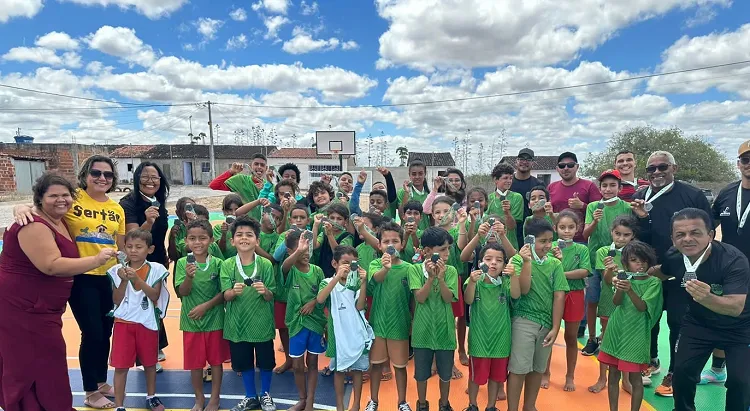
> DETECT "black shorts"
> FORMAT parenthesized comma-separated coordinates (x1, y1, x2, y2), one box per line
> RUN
(229, 340, 276, 372)
(413, 348, 454, 382)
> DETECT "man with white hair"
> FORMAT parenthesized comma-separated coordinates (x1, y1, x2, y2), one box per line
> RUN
(630, 150, 712, 395)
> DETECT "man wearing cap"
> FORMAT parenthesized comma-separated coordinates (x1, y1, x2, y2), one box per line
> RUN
(548, 152, 602, 243)
(614, 150, 649, 201)
(630, 150, 712, 397)
(510, 148, 544, 246)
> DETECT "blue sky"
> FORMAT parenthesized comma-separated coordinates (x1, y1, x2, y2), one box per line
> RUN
(1, 0, 750, 172)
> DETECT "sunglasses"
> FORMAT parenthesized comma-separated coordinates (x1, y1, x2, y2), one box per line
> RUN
(557, 162, 577, 169)
(739, 157, 750, 165)
(646, 163, 671, 173)
(89, 169, 115, 180)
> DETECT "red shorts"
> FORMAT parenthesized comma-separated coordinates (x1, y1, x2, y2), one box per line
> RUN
(183, 330, 230, 370)
(469, 356, 509, 385)
(452, 286, 465, 317)
(110, 322, 158, 369)
(563, 290, 585, 322)
(597, 351, 647, 373)
(274, 301, 287, 329)
(365, 296, 373, 321)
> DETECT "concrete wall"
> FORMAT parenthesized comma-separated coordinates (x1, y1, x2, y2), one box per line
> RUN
(532, 169, 561, 185)
(0, 156, 17, 192)
(114, 158, 141, 184)
(0, 143, 115, 184)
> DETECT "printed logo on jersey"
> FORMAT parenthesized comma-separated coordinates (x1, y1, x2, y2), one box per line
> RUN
(720, 207, 731, 217)
(338, 302, 346, 311)
(710, 284, 724, 296)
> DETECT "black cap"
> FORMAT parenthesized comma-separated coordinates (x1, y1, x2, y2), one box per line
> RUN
(557, 152, 578, 163)
(518, 148, 534, 159)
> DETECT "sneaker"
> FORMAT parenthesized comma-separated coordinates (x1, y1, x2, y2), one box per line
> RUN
(155, 363, 163, 373)
(655, 373, 673, 397)
(157, 349, 166, 362)
(116, 408, 127, 411)
(416, 400, 428, 411)
(365, 399, 378, 411)
(147, 396, 165, 411)
(400, 401, 414, 411)
(699, 368, 727, 385)
(641, 371, 652, 386)
(581, 338, 600, 356)
(485, 408, 498, 411)
(260, 392, 276, 411)
(647, 359, 661, 375)
(231, 397, 260, 411)
(463, 405, 479, 411)
(203, 367, 212, 382)
(439, 403, 454, 411)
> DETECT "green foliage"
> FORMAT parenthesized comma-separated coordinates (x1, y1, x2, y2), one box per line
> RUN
(581, 126, 736, 182)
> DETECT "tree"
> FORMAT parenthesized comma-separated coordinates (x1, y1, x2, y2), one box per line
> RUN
(396, 146, 409, 166)
(197, 132, 206, 145)
(582, 126, 735, 182)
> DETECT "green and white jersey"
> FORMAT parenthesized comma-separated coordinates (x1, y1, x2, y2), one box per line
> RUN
(486, 191, 524, 250)
(523, 215, 558, 241)
(595, 246, 624, 318)
(285, 264, 326, 337)
(585, 200, 631, 266)
(260, 231, 279, 255)
(220, 255, 276, 343)
(409, 263, 458, 350)
(465, 277, 512, 358)
(397, 187, 430, 231)
(175, 256, 224, 332)
(225, 174, 262, 221)
(510, 254, 569, 329)
(272, 231, 290, 302)
(355, 243, 378, 277)
(367, 259, 412, 340)
(213, 224, 236, 258)
(549, 241, 591, 291)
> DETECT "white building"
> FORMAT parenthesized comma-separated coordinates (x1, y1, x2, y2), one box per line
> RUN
(500, 155, 561, 185)
(267, 148, 354, 190)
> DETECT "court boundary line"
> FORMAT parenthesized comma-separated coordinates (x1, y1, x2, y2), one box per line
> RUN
(73, 392, 336, 410)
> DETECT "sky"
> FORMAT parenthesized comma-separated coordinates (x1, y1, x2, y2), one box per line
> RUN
(1, 0, 750, 173)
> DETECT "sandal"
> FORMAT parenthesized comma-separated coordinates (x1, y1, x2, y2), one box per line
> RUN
(97, 383, 115, 397)
(344, 375, 353, 385)
(84, 392, 116, 409)
(362, 371, 371, 382)
(320, 366, 333, 377)
(380, 370, 393, 381)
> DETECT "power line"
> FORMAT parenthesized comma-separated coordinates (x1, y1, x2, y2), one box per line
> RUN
(0, 83, 200, 107)
(0, 103, 196, 112)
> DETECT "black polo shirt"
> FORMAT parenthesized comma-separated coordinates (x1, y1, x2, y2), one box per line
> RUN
(119, 191, 169, 266)
(713, 180, 750, 259)
(661, 242, 750, 343)
(511, 174, 543, 245)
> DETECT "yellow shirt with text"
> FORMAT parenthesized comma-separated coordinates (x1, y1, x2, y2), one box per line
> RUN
(64, 189, 126, 275)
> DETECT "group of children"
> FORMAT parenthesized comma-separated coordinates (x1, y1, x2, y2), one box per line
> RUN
(105, 156, 665, 411)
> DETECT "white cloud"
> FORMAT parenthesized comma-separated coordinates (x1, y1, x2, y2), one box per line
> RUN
(182, 43, 195, 51)
(342, 40, 359, 50)
(282, 27, 340, 54)
(35, 31, 79, 50)
(229, 7, 247, 21)
(0, 0, 43, 23)
(226, 34, 249, 50)
(85, 26, 157, 67)
(57, 0, 188, 19)
(195, 17, 224, 43)
(2, 47, 82, 68)
(375, 0, 732, 70)
(300, 0, 318, 15)
(263, 15, 290, 40)
(252, 0, 290, 14)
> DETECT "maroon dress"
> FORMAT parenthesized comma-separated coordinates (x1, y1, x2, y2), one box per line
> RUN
(0, 217, 78, 411)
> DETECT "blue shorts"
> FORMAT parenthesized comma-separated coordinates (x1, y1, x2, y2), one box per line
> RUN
(329, 352, 370, 372)
(289, 327, 326, 358)
(585, 270, 602, 304)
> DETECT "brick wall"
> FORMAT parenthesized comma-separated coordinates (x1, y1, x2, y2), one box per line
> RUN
(0, 156, 17, 192)
(0, 143, 118, 182)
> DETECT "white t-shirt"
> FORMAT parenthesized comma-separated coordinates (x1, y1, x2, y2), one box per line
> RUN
(107, 262, 170, 331)
(324, 278, 374, 370)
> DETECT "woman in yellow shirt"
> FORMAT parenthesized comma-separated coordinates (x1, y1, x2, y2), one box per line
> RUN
(14, 155, 125, 409)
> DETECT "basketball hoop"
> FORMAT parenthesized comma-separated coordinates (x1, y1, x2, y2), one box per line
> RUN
(331, 150, 341, 159)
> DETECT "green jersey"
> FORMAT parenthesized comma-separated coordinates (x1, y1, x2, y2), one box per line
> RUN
(397, 187, 430, 231)
(595, 246, 624, 318)
(585, 200, 631, 266)
(260, 231, 279, 255)
(401, 228, 423, 263)
(175, 256, 224, 332)
(220, 255, 276, 343)
(285, 264, 326, 337)
(368, 258, 412, 340)
(409, 263, 458, 350)
(225, 174, 262, 221)
(273, 232, 289, 302)
(550, 241, 592, 291)
(355, 243, 378, 276)
(523, 215, 558, 241)
(600, 276, 663, 364)
(510, 254, 569, 329)
(465, 277, 512, 358)
(213, 224, 236, 258)
(447, 226, 466, 277)
(487, 191, 524, 250)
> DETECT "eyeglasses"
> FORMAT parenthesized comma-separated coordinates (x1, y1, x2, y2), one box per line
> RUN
(140, 176, 161, 182)
(739, 157, 750, 165)
(557, 162, 577, 169)
(89, 169, 115, 180)
(646, 163, 671, 173)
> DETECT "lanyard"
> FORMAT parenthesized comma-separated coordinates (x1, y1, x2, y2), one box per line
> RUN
(736, 184, 750, 233)
(234, 254, 258, 281)
(644, 182, 674, 210)
(140, 192, 159, 207)
(531, 247, 546, 264)
(410, 182, 424, 197)
(485, 273, 502, 286)
(195, 255, 212, 271)
(683, 243, 711, 274)
(496, 189, 509, 198)
(601, 196, 619, 204)
(610, 243, 623, 252)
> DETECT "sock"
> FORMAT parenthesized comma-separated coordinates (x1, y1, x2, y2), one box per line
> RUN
(260, 369, 273, 394)
(712, 355, 726, 371)
(242, 369, 258, 398)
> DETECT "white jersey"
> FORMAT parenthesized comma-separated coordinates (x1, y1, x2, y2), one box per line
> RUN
(106, 262, 170, 331)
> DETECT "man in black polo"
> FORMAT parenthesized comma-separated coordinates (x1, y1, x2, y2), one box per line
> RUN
(655, 208, 750, 411)
(631, 150, 712, 392)
(509, 148, 542, 246)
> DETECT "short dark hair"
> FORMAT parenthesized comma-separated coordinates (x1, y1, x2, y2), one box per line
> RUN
(125, 228, 153, 246)
(361, 212, 385, 228)
(193, 204, 209, 219)
(307, 181, 334, 205)
(611, 214, 639, 236)
(528, 185, 549, 200)
(403, 200, 424, 214)
(278, 163, 301, 183)
(340, 171, 353, 180)
(291, 204, 310, 216)
(286, 229, 302, 248)
(222, 193, 243, 211)
(333, 245, 357, 262)
(132, 161, 169, 202)
(275, 180, 300, 202)
(268, 203, 283, 214)
(231, 215, 261, 237)
(326, 202, 350, 220)
(525, 218, 555, 238)
(615, 150, 634, 159)
(176, 197, 195, 220)
(32, 172, 77, 208)
(671, 207, 712, 233)
(186, 219, 213, 236)
(556, 210, 580, 226)
(479, 242, 507, 263)
(433, 195, 455, 209)
(420, 226, 453, 248)
(491, 163, 514, 180)
(251, 153, 267, 162)
(621, 240, 657, 269)
(409, 159, 427, 172)
(369, 189, 388, 201)
(466, 187, 488, 206)
(78, 155, 118, 193)
(377, 221, 403, 240)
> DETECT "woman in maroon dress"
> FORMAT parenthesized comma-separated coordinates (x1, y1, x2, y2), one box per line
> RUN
(0, 173, 116, 411)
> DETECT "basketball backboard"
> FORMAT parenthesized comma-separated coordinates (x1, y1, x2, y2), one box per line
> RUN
(316, 131, 355, 156)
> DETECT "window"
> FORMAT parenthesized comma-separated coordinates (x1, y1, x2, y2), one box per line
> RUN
(309, 164, 342, 181)
(201, 162, 211, 173)
(127, 163, 134, 172)
(537, 173, 552, 186)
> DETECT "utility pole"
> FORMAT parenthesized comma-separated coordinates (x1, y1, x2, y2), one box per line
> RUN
(188, 116, 193, 144)
(207, 101, 216, 180)
(215, 124, 220, 145)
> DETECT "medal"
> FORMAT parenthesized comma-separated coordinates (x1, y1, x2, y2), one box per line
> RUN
(644, 202, 654, 212)
(736, 183, 750, 236)
(558, 239, 572, 250)
(643, 183, 674, 212)
(681, 243, 710, 288)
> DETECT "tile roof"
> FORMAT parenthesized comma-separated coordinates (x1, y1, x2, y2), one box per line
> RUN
(407, 152, 455, 167)
(110, 145, 155, 158)
(268, 148, 339, 159)
(500, 155, 560, 171)
(109, 145, 277, 160)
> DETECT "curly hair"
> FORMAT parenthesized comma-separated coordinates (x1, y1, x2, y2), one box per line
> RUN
(307, 180, 334, 208)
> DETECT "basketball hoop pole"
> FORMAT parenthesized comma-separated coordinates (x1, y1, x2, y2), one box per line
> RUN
(332, 150, 342, 171)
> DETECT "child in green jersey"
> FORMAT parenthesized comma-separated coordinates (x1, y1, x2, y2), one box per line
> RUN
(313, 203, 354, 278)
(367, 221, 413, 411)
(398, 160, 430, 231)
(168, 197, 197, 268)
(588, 215, 638, 395)
(464, 242, 519, 411)
(599, 241, 662, 411)
(487, 163, 524, 250)
(409, 227, 458, 411)
(402, 200, 424, 263)
(523, 186, 557, 235)
(307, 180, 334, 216)
(175, 220, 228, 411)
(317, 245, 372, 411)
(507, 219, 569, 411)
(281, 229, 327, 411)
(220, 217, 278, 411)
(421, 168, 467, 221)
(582, 170, 632, 358)
(541, 211, 592, 392)
(215, 194, 243, 258)
(253, 203, 282, 262)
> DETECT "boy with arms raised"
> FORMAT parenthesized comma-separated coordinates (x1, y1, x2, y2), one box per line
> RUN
(507, 219, 569, 411)
(409, 227, 459, 411)
(175, 220, 228, 411)
(220, 217, 278, 411)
